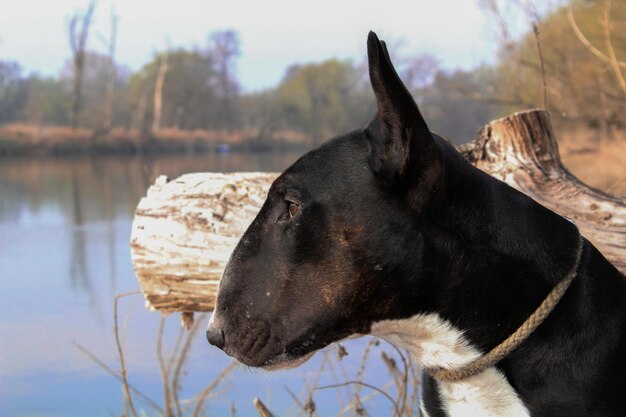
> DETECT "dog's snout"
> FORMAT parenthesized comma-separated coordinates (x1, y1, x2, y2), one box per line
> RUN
(206, 325, 225, 350)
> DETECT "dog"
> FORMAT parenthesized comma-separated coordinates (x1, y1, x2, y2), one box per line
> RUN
(206, 32, 626, 416)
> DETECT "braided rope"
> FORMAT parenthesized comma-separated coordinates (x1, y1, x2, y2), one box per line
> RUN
(428, 234, 584, 382)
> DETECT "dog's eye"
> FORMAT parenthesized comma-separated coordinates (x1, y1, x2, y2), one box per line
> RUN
(287, 201, 300, 219)
(277, 198, 301, 222)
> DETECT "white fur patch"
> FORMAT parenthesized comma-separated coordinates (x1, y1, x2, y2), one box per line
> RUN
(371, 314, 530, 417)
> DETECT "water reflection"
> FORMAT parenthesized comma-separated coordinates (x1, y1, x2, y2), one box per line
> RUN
(1, 152, 406, 417)
(2, 152, 346, 417)
(69, 169, 93, 306)
(1, 152, 306, 220)
(0, 152, 305, 305)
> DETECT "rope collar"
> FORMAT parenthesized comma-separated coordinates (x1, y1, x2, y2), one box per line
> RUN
(428, 233, 585, 382)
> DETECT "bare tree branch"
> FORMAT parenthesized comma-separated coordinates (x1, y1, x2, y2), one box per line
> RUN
(567, 7, 626, 69)
(114, 291, 142, 417)
(191, 361, 237, 417)
(72, 341, 163, 413)
(532, 22, 548, 109)
(156, 316, 175, 416)
(602, 0, 626, 95)
(171, 313, 207, 417)
(104, 7, 119, 130)
(152, 41, 170, 132)
(316, 381, 400, 417)
(253, 397, 276, 417)
(68, 0, 96, 130)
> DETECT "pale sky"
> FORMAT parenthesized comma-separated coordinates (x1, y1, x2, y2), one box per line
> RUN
(0, 0, 515, 92)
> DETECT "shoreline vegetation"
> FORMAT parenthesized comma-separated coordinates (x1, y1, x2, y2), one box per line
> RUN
(2, 2, 624, 179)
(1, 121, 624, 197)
(0, 123, 314, 157)
(2, 3, 624, 164)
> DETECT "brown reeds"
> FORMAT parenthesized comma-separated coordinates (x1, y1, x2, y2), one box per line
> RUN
(114, 291, 142, 417)
(76, 292, 235, 416)
(0, 122, 312, 156)
(248, 337, 422, 417)
(73, 341, 164, 413)
(190, 361, 237, 417)
(157, 316, 175, 416)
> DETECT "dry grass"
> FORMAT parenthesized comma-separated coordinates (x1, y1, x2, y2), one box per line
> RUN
(558, 127, 626, 197)
(75, 296, 236, 417)
(249, 338, 422, 417)
(2, 121, 624, 197)
(0, 123, 95, 144)
(0, 123, 310, 153)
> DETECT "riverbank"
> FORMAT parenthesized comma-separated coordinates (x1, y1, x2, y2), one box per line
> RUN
(1, 122, 624, 197)
(0, 123, 313, 157)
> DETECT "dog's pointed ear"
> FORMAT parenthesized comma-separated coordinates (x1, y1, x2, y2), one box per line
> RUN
(366, 31, 438, 188)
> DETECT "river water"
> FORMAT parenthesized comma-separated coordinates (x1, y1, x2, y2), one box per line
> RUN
(0, 153, 406, 417)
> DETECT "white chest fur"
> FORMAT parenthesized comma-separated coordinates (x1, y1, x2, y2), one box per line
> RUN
(371, 314, 530, 417)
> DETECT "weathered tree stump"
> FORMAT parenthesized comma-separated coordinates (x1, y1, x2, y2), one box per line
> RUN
(459, 110, 625, 272)
(130, 110, 625, 315)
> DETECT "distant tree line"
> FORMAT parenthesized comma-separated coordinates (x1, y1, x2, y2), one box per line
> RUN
(0, 0, 624, 145)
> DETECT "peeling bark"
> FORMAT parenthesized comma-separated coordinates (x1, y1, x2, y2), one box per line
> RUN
(130, 173, 277, 313)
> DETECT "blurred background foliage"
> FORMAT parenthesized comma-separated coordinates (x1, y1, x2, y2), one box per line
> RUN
(0, 0, 624, 145)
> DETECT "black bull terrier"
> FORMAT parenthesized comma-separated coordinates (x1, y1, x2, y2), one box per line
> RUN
(207, 32, 626, 416)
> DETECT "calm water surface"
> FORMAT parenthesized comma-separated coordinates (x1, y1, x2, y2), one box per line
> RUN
(0, 153, 401, 417)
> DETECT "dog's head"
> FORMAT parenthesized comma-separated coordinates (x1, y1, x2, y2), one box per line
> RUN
(207, 32, 443, 368)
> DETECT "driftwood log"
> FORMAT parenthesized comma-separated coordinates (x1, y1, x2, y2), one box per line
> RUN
(130, 110, 625, 318)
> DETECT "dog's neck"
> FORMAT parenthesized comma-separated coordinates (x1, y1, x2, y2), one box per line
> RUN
(371, 313, 532, 417)
(397, 138, 583, 353)
(368, 141, 584, 417)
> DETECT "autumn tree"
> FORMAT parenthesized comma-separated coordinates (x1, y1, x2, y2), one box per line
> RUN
(0, 62, 29, 124)
(128, 50, 217, 130)
(421, 67, 500, 143)
(493, 0, 626, 136)
(22, 77, 72, 126)
(274, 59, 372, 144)
(58, 52, 130, 129)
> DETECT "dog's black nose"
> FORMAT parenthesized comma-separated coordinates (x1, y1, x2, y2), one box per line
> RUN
(206, 326, 225, 350)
